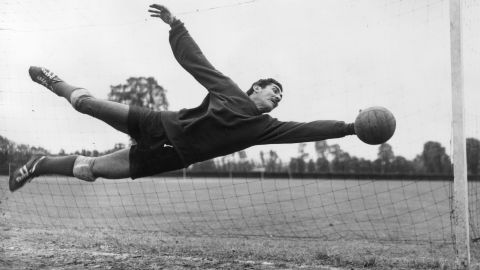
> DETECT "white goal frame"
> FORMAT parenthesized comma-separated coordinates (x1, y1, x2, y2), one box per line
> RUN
(450, 0, 470, 268)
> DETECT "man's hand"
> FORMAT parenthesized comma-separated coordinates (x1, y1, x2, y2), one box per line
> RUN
(148, 4, 177, 25)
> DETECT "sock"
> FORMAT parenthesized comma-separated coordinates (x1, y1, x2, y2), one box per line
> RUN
(34, 155, 78, 177)
(52, 82, 84, 103)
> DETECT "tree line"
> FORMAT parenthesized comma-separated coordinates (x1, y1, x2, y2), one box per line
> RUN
(2, 134, 480, 176)
(190, 139, 480, 176)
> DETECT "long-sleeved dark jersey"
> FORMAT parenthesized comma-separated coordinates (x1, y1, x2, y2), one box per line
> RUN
(160, 20, 352, 166)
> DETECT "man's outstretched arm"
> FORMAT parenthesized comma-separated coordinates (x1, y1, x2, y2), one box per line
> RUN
(148, 4, 241, 95)
(258, 118, 356, 145)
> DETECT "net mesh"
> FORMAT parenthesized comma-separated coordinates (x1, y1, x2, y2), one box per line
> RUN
(1, 175, 455, 242)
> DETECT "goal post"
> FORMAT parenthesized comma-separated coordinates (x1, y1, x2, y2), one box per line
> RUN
(449, 0, 470, 268)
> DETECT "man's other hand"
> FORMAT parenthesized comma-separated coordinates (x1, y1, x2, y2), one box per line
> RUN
(148, 4, 176, 25)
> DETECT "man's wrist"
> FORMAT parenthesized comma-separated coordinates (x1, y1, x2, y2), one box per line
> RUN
(169, 16, 179, 26)
(346, 123, 356, 135)
(169, 17, 183, 29)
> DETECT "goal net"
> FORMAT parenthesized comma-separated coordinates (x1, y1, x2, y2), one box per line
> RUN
(1, 0, 479, 262)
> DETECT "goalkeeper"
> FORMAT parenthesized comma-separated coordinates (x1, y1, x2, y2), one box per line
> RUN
(10, 4, 355, 192)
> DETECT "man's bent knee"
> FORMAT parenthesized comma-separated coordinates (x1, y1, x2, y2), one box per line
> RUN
(70, 89, 94, 113)
(73, 156, 97, 182)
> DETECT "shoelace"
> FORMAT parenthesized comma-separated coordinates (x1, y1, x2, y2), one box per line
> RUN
(34, 68, 58, 89)
(41, 68, 57, 80)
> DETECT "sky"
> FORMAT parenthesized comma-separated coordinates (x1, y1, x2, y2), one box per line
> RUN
(1, 0, 479, 163)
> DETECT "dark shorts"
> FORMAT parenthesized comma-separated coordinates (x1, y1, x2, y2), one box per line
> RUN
(127, 106, 184, 179)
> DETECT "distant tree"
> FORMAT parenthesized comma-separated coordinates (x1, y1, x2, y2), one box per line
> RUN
(237, 150, 247, 160)
(390, 156, 414, 174)
(315, 157, 330, 173)
(314, 141, 330, 173)
(235, 150, 253, 172)
(372, 158, 382, 173)
(328, 144, 342, 159)
(218, 155, 230, 172)
(108, 77, 169, 111)
(0, 135, 13, 165)
(331, 153, 351, 173)
(357, 158, 373, 174)
(259, 150, 266, 168)
(289, 157, 302, 173)
(376, 143, 395, 173)
(307, 159, 316, 173)
(81, 149, 92, 157)
(93, 143, 127, 156)
(218, 151, 253, 173)
(290, 158, 307, 173)
(265, 150, 281, 172)
(421, 141, 452, 174)
(298, 143, 308, 159)
(328, 144, 351, 173)
(412, 154, 425, 173)
(296, 143, 309, 173)
(314, 141, 329, 159)
(347, 156, 360, 173)
(467, 137, 480, 175)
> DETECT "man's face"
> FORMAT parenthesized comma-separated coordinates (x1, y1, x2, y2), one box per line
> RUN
(252, 83, 283, 113)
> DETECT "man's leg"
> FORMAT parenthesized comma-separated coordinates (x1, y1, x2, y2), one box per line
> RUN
(9, 149, 131, 192)
(90, 149, 131, 179)
(35, 149, 130, 179)
(9, 67, 135, 192)
(29, 66, 129, 133)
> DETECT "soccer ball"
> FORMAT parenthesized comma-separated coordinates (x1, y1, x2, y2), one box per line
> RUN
(354, 106, 396, 145)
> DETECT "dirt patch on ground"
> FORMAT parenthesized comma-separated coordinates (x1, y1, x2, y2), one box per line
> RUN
(0, 225, 345, 270)
(2, 220, 474, 269)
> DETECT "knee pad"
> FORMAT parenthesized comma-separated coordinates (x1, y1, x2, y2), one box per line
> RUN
(70, 88, 93, 111)
(73, 156, 97, 182)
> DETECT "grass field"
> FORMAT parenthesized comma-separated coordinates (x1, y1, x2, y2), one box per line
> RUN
(2, 175, 480, 269)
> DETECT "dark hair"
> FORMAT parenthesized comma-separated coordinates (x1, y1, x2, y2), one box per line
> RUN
(246, 78, 283, 96)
